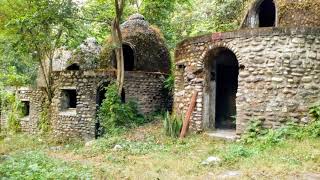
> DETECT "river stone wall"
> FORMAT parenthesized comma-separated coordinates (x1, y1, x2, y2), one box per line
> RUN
(17, 88, 45, 133)
(51, 70, 168, 140)
(0, 88, 44, 133)
(174, 27, 320, 134)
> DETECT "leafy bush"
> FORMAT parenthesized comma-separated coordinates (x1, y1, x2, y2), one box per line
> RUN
(241, 119, 267, 144)
(0, 92, 23, 133)
(163, 111, 183, 138)
(305, 119, 320, 138)
(309, 103, 320, 121)
(241, 104, 320, 148)
(97, 83, 145, 135)
(164, 72, 174, 92)
(0, 151, 92, 179)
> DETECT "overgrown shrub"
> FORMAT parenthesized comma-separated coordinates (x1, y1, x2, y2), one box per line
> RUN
(241, 104, 320, 147)
(309, 103, 320, 121)
(241, 119, 267, 144)
(0, 92, 22, 133)
(97, 83, 145, 135)
(163, 111, 183, 138)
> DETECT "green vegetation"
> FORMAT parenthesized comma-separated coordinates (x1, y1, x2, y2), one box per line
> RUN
(1, 116, 320, 179)
(97, 83, 145, 134)
(1, 104, 319, 179)
(0, 0, 248, 88)
(0, 91, 23, 133)
(163, 111, 183, 138)
(38, 101, 51, 134)
(1, 0, 320, 179)
(0, 151, 92, 179)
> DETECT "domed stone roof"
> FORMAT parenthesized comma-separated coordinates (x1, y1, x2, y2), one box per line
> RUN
(103, 14, 170, 73)
(241, 0, 320, 28)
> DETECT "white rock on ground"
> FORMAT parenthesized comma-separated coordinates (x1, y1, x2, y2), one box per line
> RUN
(201, 156, 221, 165)
(113, 144, 123, 151)
(217, 171, 242, 179)
(85, 140, 95, 147)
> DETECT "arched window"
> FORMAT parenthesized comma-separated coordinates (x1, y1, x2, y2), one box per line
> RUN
(241, 0, 276, 28)
(66, 63, 80, 70)
(258, 0, 276, 27)
(112, 44, 135, 71)
(123, 44, 135, 71)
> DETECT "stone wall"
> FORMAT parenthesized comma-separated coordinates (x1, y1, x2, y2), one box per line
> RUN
(51, 70, 168, 140)
(174, 27, 320, 134)
(0, 88, 44, 133)
(124, 71, 169, 114)
(17, 88, 45, 133)
(51, 70, 115, 140)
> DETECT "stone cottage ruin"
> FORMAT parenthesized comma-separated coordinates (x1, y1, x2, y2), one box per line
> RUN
(1, 1, 320, 138)
(173, 0, 320, 135)
(1, 14, 170, 140)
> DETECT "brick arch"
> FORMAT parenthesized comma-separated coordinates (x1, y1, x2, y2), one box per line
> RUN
(96, 80, 110, 90)
(200, 42, 244, 66)
(201, 42, 240, 130)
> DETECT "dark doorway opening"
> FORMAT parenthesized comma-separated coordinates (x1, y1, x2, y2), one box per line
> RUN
(95, 82, 109, 138)
(121, 88, 126, 103)
(22, 101, 30, 117)
(258, 0, 276, 27)
(208, 48, 238, 129)
(96, 83, 108, 108)
(123, 44, 135, 71)
(66, 63, 80, 70)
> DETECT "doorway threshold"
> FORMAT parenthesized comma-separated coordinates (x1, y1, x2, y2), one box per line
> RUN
(206, 129, 238, 141)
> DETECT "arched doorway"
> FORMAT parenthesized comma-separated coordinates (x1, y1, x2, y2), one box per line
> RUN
(205, 48, 239, 130)
(123, 44, 135, 71)
(258, 0, 276, 27)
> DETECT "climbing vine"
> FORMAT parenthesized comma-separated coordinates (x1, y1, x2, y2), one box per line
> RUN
(38, 101, 51, 134)
(0, 91, 23, 133)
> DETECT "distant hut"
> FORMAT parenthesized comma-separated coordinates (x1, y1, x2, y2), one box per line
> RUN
(103, 13, 170, 73)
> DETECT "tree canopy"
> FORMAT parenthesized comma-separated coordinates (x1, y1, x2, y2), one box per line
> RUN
(0, 0, 247, 87)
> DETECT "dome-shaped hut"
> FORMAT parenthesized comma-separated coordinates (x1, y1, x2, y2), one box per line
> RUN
(241, 0, 320, 28)
(105, 14, 170, 73)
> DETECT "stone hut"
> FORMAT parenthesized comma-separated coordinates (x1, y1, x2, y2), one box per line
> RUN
(173, 0, 320, 135)
(2, 14, 170, 140)
(49, 14, 170, 139)
(117, 13, 171, 73)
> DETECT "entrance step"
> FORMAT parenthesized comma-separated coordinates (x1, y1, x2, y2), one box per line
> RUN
(206, 129, 238, 141)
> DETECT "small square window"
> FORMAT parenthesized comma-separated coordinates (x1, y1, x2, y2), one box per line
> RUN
(61, 89, 77, 110)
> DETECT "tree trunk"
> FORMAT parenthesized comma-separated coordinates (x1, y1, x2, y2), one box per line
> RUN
(112, 0, 125, 95)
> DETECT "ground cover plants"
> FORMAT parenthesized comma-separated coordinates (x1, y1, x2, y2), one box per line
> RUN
(1, 104, 320, 179)
(1, 102, 320, 179)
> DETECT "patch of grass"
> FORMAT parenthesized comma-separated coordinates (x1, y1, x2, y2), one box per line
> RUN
(1, 119, 320, 179)
(0, 134, 46, 155)
(0, 151, 92, 179)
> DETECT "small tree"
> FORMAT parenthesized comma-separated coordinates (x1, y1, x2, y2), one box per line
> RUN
(0, 0, 79, 103)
